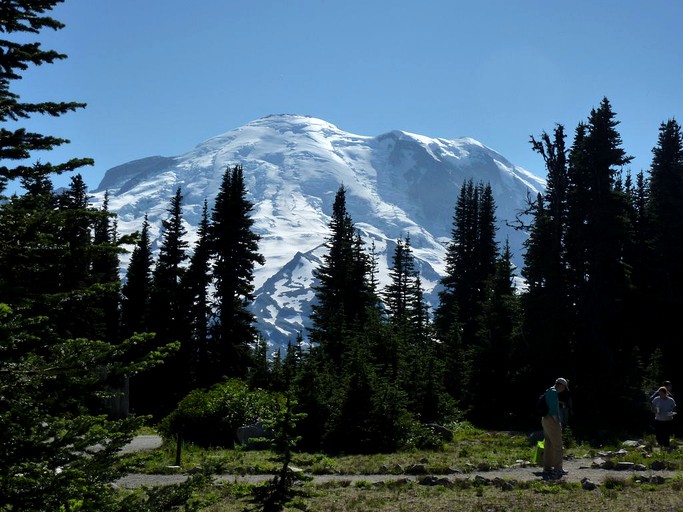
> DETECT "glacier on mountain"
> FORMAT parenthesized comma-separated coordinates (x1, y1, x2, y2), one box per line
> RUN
(92, 114, 545, 348)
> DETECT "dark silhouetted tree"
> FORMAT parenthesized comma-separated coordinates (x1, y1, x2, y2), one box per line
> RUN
(120, 215, 153, 340)
(0, 3, 160, 509)
(182, 199, 213, 388)
(209, 165, 265, 382)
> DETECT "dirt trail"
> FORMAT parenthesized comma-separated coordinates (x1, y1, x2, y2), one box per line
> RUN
(115, 436, 680, 489)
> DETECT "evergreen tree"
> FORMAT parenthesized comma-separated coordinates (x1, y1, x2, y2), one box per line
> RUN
(323, 329, 408, 454)
(521, 125, 574, 395)
(384, 236, 445, 422)
(385, 237, 416, 323)
(57, 174, 92, 290)
(151, 188, 189, 342)
(150, 188, 189, 349)
(644, 119, 683, 378)
(0, 178, 62, 307)
(0, 3, 157, 508)
(0, 3, 93, 194)
(250, 336, 273, 390)
(435, 180, 498, 339)
(120, 215, 153, 340)
(564, 99, 634, 423)
(469, 241, 523, 427)
(139, 187, 190, 418)
(91, 191, 123, 344)
(290, 345, 331, 453)
(624, 171, 649, 293)
(310, 185, 376, 369)
(209, 165, 265, 382)
(383, 238, 428, 359)
(434, 179, 498, 400)
(51, 175, 120, 342)
(182, 200, 213, 388)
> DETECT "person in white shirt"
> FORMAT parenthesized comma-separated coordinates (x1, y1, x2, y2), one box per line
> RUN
(651, 386, 677, 450)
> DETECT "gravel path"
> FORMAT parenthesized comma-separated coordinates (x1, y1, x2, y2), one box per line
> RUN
(115, 436, 680, 489)
(119, 435, 163, 454)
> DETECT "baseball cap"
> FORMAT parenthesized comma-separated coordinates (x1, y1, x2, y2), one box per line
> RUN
(555, 378, 569, 389)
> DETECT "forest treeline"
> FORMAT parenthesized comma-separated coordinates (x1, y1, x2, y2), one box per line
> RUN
(1, 1, 681, 509)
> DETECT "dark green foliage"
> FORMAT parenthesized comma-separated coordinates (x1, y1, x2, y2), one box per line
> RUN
(134, 188, 191, 419)
(120, 216, 153, 339)
(303, 194, 452, 453)
(150, 187, 190, 346)
(0, 1, 93, 194)
(384, 237, 418, 325)
(0, 304, 154, 511)
(118, 473, 210, 512)
(434, 179, 499, 403)
(468, 241, 523, 427)
(519, 99, 683, 435)
(245, 371, 308, 512)
(435, 180, 498, 340)
(643, 119, 683, 378)
(323, 339, 412, 454)
(383, 237, 447, 423)
(91, 191, 124, 344)
(182, 200, 213, 388)
(309, 185, 377, 369)
(561, 99, 635, 425)
(0, 4, 179, 509)
(159, 379, 281, 448)
(208, 165, 265, 382)
(289, 346, 332, 453)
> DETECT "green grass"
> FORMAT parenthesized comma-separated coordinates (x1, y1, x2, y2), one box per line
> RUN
(117, 426, 683, 511)
(195, 479, 683, 512)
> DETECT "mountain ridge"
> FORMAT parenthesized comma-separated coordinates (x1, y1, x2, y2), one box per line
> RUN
(92, 114, 546, 348)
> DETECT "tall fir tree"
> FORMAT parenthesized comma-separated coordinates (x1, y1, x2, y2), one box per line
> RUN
(434, 179, 498, 400)
(209, 165, 265, 382)
(468, 241, 523, 427)
(384, 237, 417, 324)
(309, 185, 376, 370)
(644, 119, 683, 378)
(57, 174, 92, 291)
(139, 187, 190, 418)
(0, 176, 61, 308)
(182, 199, 213, 388)
(564, 98, 635, 424)
(120, 215, 153, 340)
(150, 188, 189, 350)
(91, 190, 123, 344)
(521, 125, 573, 394)
(384, 236, 445, 423)
(0, 3, 156, 509)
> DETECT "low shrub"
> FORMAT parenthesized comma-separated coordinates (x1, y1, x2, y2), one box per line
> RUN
(158, 379, 282, 447)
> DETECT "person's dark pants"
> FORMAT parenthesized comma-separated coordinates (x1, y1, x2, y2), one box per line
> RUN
(654, 420, 673, 447)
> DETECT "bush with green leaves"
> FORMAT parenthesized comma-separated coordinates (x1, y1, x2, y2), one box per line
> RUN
(159, 379, 282, 447)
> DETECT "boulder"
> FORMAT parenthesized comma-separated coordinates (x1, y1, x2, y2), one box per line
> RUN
(235, 421, 272, 449)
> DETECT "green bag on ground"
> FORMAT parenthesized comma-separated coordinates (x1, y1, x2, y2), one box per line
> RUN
(533, 440, 544, 465)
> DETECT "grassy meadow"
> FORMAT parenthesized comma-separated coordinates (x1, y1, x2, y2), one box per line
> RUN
(116, 423, 683, 511)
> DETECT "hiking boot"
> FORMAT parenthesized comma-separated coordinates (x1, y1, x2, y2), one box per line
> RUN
(553, 469, 568, 477)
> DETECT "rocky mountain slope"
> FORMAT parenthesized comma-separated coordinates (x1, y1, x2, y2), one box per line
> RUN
(93, 114, 545, 348)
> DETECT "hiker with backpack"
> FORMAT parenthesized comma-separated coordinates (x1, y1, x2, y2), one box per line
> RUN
(540, 378, 569, 480)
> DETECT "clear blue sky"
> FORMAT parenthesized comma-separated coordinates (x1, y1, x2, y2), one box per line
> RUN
(12, 0, 683, 192)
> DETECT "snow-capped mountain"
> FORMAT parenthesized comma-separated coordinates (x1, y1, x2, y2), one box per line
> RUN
(93, 114, 545, 348)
